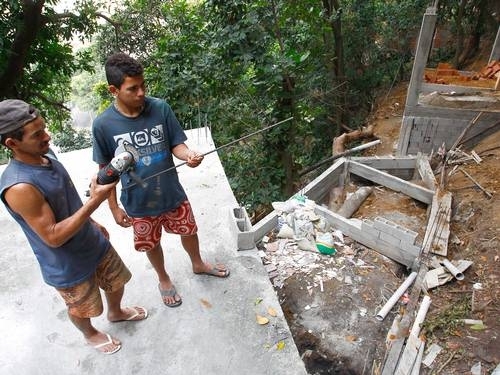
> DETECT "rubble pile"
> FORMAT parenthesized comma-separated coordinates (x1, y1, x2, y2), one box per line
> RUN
(257, 195, 380, 290)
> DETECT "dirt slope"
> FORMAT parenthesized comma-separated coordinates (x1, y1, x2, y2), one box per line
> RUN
(370, 83, 500, 374)
(266, 80, 499, 374)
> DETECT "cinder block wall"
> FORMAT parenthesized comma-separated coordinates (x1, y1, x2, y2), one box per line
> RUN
(397, 109, 500, 156)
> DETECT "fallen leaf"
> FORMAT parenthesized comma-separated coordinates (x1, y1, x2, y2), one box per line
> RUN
(345, 335, 357, 342)
(254, 297, 263, 305)
(268, 307, 278, 317)
(200, 298, 212, 308)
(276, 341, 285, 350)
(256, 314, 269, 325)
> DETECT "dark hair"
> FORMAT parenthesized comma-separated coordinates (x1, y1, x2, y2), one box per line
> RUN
(0, 127, 25, 148)
(105, 53, 144, 88)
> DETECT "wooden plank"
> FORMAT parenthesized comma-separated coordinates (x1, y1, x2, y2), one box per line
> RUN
(416, 153, 437, 190)
(381, 263, 429, 374)
(405, 6, 438, 107)
(395, 334, 423, 375)
(352, 156, 417, 170)
(347, 160, 434, 204)
(421, 189, 452, 256)
(396, 115, 414, 156)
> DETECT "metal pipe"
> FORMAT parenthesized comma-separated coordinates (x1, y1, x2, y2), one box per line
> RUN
(123, 116, 293, 190)
(298, 139, 381, 177)
(440, 258, 464, 281)
(376, 271, 417, 321)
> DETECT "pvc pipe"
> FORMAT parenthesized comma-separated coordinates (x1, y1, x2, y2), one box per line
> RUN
(440, 258, 464, 280)
(376, 271, 418, 321)
(409, 295, 431, 338)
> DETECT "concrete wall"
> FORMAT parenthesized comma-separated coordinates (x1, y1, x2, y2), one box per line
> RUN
(398, 109, 500, 155)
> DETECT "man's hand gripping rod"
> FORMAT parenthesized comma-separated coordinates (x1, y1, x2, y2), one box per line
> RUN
(123, 116, 293, 190)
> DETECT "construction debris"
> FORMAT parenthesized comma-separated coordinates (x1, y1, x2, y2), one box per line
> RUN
(423, 258, 473, 289)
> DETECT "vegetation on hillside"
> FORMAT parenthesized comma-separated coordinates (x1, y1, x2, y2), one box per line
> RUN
(1, 0, 499, 216)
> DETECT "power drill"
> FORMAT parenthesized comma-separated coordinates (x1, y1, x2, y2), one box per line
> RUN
(97, 143, 146, 187)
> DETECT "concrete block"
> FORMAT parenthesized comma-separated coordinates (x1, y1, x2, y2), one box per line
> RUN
(399, 242, 422, 258)
(374, 216, 418, 244)
(229, 206, 255, 250)
(379, 231, 402, 247)
(360, 219, 382, 238)
(373, 217, 398, 234)
(393, 224, 419, 244)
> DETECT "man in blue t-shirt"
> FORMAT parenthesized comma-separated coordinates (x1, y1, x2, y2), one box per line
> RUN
(0, 99, 148, 355)
(92, 53, 229, 308)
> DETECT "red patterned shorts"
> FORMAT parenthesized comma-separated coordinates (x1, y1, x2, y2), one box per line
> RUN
(132, 200, 198, 252)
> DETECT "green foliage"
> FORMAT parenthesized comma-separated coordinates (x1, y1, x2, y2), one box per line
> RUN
(83, 0, 495, 218)
(71, 46, 105, 113)
(51, 126, 93, 153)
(10, 0, 496, 218)
(422, 295, 471, 337)
(0, 147, 11, 165)
(0, 0, 101, 132)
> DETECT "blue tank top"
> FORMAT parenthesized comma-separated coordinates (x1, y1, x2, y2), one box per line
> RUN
(0, 158, 110, 288)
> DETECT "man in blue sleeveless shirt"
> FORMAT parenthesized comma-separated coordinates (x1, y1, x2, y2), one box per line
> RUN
(92, 53, 229, 308)
(0, 99, 148, 354)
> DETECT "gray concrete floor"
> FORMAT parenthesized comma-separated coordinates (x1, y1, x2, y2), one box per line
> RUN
(0, 128, 307, 375)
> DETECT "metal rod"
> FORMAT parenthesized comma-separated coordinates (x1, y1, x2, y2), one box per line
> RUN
(123, 116, 293, 190)
(298, 139, 381, 177)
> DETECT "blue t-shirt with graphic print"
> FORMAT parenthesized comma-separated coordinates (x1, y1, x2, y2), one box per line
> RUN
(92, 97, 188, 217)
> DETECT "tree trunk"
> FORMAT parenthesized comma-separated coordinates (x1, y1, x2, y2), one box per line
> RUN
(322, 0, 347, 137)
(328, 125, 375, 211)
(0, 0, 45, 98)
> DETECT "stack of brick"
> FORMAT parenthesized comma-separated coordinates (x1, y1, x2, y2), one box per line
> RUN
(424, 62, 471, 84)
(473, 60, 500, 80)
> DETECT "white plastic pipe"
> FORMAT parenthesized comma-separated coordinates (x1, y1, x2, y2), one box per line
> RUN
(441, 259, 464, 280)
(376, 271, 418, 321)
(409, 295, 432, 338)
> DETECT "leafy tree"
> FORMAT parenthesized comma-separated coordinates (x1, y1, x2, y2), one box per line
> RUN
(86, 0, 497, 219)
(437, 0, 500, 69)
(51, 125, 92, 152)
(0, 0, 102, 131)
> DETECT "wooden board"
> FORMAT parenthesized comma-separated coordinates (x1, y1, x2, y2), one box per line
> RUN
(421, 189, 452, 256)
(347, 160, 434, 204)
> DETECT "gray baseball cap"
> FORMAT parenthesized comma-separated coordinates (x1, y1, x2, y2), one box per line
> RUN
(0, 99, 40, 140)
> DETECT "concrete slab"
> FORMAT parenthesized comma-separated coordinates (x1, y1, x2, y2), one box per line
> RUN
(0, 128, 307, 375)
